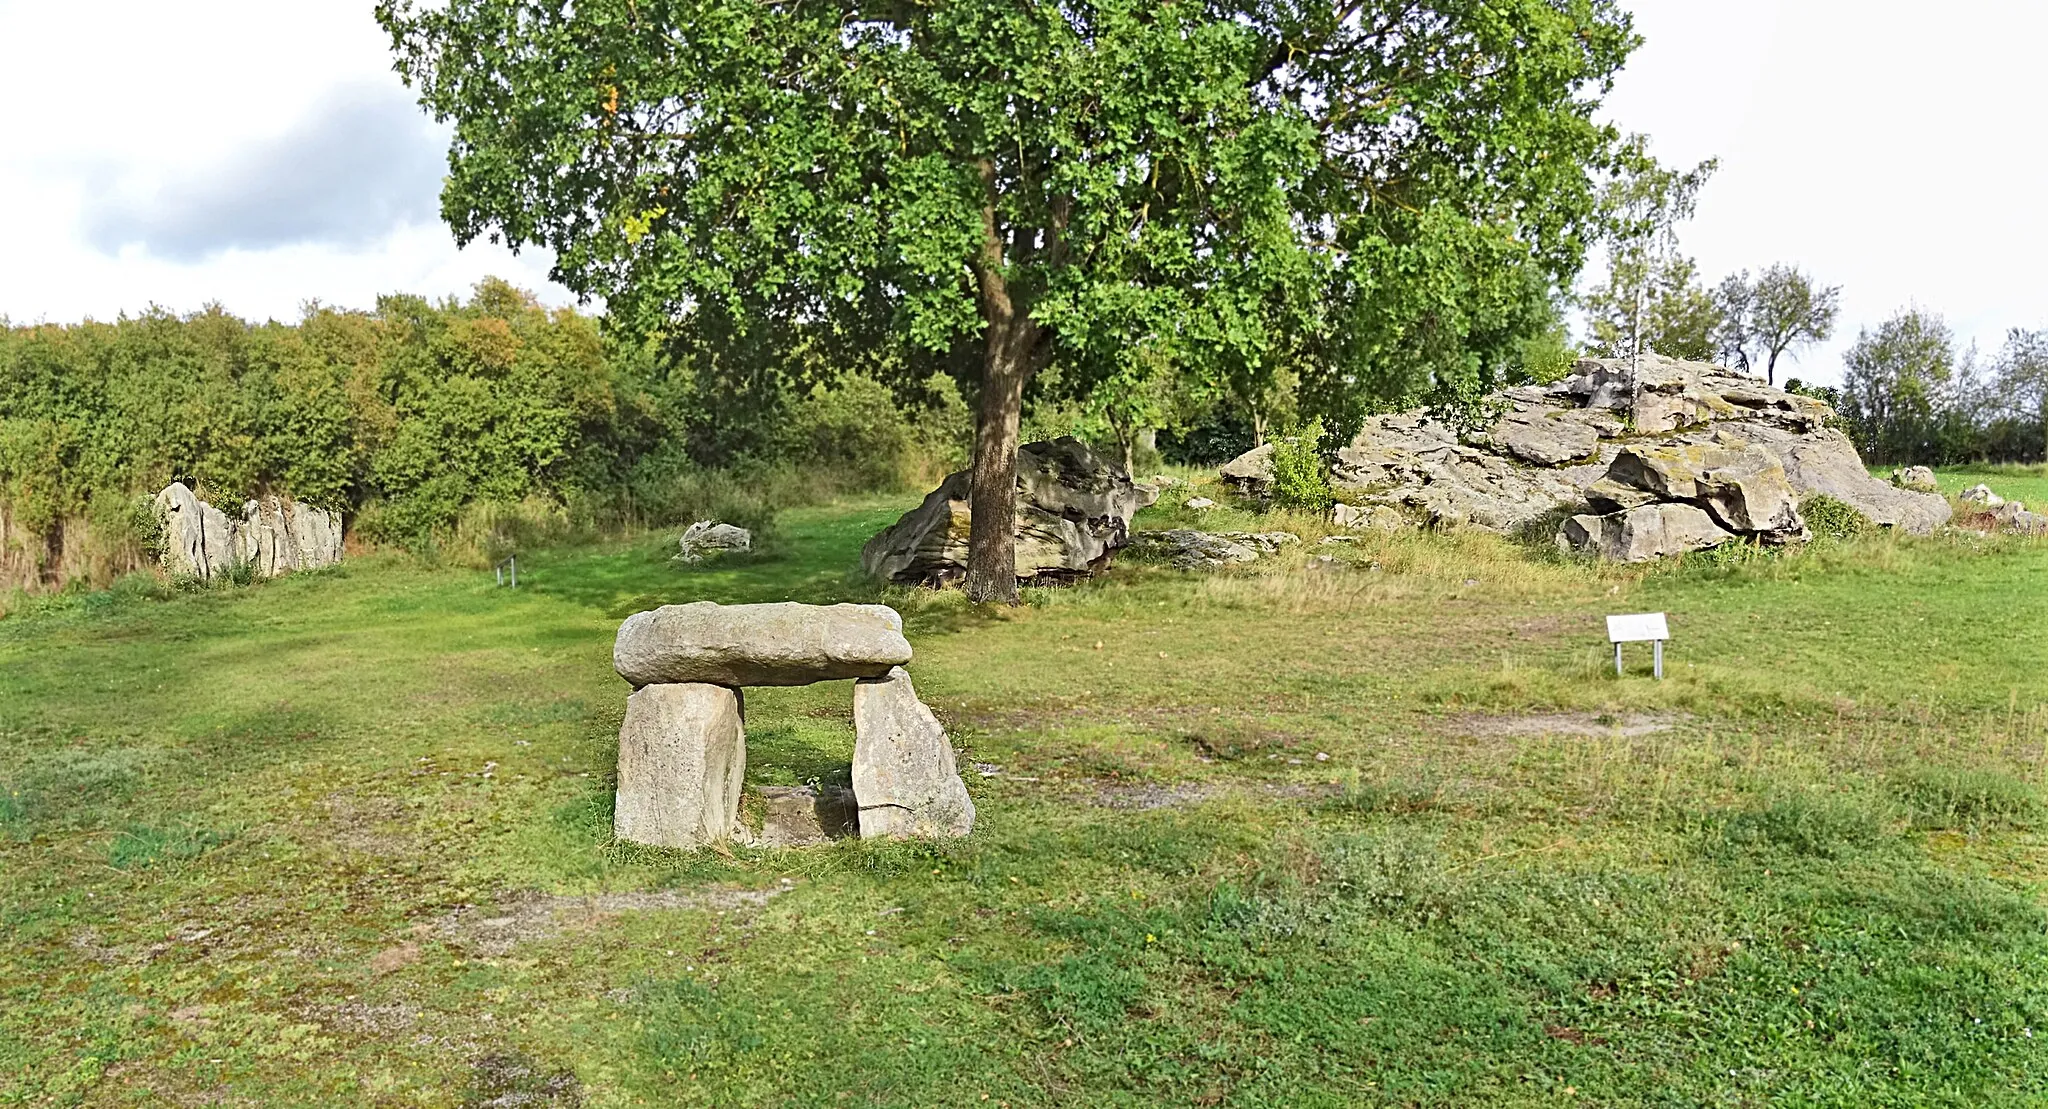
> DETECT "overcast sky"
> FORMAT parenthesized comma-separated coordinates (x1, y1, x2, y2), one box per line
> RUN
(2, 0, 2043, 384)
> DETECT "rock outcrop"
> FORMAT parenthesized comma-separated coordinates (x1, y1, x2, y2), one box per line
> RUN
(862, 437, 1155, 585)
(152, 482, 344, 581)
(1219, 354, 1951, 557)
(1890, 466, 1938, 492)
(613, 601, 911, 688)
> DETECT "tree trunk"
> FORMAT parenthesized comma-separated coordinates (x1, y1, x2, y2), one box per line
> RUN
(964, 320, 1032, 604)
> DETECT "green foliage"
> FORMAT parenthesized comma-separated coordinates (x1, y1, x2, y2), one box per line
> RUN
(1838, 307, 1967, 465)
(1801, 494, 1875, 541)
(1268, 421, 1334, 513)
(0, 281, 958, 588)
(1582, 142, 1718, 362)
(379, 0, 1642, 498)
(1713, 263, 1841, 386)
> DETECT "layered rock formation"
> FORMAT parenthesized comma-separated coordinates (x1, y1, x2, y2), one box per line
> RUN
(152, 482, 344, 581)
(1221, 355, 1951, 559)
(862, 437, 1156, 585)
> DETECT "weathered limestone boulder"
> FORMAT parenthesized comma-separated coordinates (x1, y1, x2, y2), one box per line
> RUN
(614, 683, 747, 849)
(152, 483, 343, 581)
(1218, 442, 1276, 498)
(613, 601, 911, 688)
(1218, 353, 1948, 555)
(1558, 503, 1735, 563)
(153, 482, 238, 580)
(747, 784, 858, 847)
(678, 520, 751, 562)
(1961, 483, 2004, 509)
(1128, 529, 1260, 569)
(1696, 450, 1805, 540)
(851, 667, 975, 839)
(1488, 405, 1606, 466)
(1890, 466, 1938, 492)
(1758, 430, 1949, 533)
(862, 437, 1154, 586)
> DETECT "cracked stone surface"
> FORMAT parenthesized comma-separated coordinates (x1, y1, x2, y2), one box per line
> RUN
(851, 667, 975, 839)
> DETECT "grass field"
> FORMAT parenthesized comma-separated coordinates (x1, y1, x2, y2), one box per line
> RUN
(4, 481, 2047, 1106)
(1881, 462, 2048, 508)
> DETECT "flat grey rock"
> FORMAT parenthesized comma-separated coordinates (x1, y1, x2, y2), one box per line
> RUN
(613, 601, 910, 688)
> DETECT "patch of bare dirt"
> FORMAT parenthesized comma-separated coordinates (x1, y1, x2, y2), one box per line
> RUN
(1453, 712, 1683, 739)
(434, 881, 797, 957)
(322, 791, 417, 855)
(1080, 779, 1345, 811)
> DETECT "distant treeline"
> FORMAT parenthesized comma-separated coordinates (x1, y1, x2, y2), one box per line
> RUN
(0, 279, 970, 591)
(1791, 307, 2048, 467)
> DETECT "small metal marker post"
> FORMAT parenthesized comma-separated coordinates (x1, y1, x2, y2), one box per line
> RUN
(1606, 612, 1670, 679)
(496, 555, 518, 588)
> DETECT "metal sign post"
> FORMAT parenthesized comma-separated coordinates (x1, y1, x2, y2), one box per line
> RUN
(496, 555, 518, 588)
(1606, 612, 1670, 679)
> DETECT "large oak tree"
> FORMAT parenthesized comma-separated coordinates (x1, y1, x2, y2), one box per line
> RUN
(380, 0, 1638, 602)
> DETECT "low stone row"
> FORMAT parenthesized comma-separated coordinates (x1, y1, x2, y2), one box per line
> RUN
(611, 601, 974, 848)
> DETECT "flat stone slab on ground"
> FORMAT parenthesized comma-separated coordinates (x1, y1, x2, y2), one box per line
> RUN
(749, 784, 858, 847)
(614, 601, 911, 688)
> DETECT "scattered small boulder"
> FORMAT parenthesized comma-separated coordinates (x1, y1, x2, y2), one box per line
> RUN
(1130, 529, 1261, 569)
(1129, 529, 1299, 569)
(1890, 466, 1938, 492)
(862, 437, 1154, 586)
(1961, 483, 2005, 509)
(677, 520, 751, 562)
(1184, 496, 1217, 510)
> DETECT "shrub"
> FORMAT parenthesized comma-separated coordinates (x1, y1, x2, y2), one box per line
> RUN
(1269, 420, 1335, 513)
(1802, 494, 1874, 541)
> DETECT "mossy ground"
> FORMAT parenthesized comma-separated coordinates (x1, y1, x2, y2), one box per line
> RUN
(3, 483, 2046, 1106)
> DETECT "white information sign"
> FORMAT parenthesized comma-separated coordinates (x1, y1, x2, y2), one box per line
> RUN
(1606, 612, 1670, 679)
(1606, 613, 1669, 643)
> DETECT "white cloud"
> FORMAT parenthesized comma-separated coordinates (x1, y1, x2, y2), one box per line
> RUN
(1602, 0, 2048, 382)
(3, 0, 2042, 373)
(0, 0, 574, 324)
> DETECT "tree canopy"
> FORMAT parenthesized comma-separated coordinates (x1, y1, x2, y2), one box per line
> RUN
(380, 0, 1641, 600)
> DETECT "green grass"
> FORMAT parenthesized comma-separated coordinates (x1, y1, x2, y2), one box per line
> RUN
(3, 490, 2047, 1106)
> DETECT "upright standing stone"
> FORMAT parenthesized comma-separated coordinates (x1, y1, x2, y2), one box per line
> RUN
(614, 683, 747, 849)
(851, 667, 975, 839)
